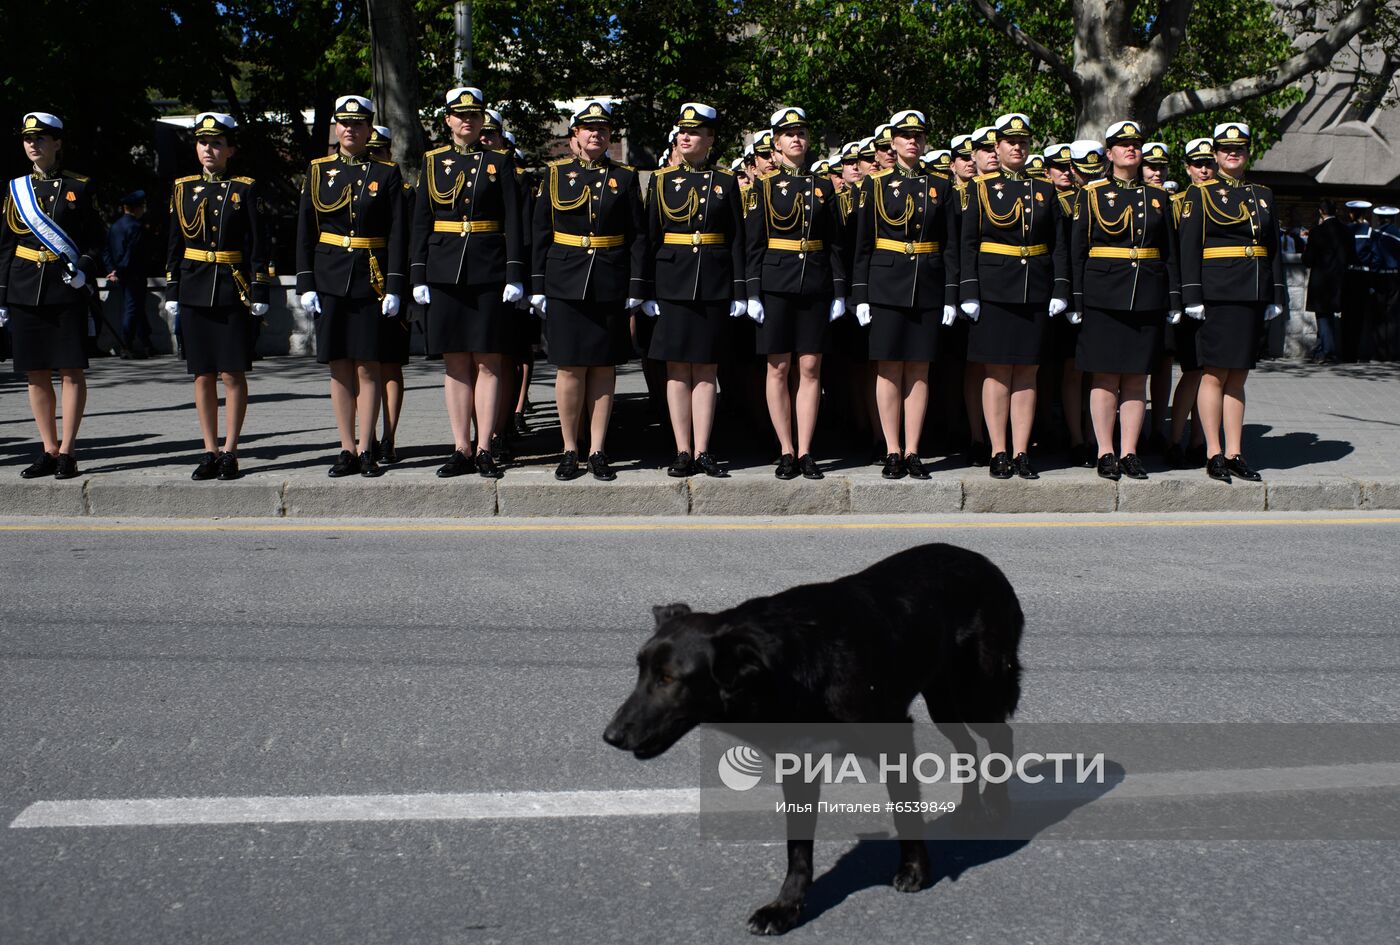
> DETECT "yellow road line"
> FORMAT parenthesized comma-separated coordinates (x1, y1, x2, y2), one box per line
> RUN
(0, 516, 1397, 534)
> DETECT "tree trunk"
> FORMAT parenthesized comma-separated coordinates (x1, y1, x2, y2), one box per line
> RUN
(366, 0, 428, 177)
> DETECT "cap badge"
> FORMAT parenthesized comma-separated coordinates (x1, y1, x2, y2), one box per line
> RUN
(347, 101, 359, 112)
(684, 107, 696, 120)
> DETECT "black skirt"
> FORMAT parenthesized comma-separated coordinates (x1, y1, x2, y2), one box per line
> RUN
(1050, 311, 1080, 362)
(1196, 301, 1264, 370)
(8, 302, 88, 373)
(967, 300, 1047, 365)
(1171, 318, 1202, 371)
(426, 283, 511, 356)
(183, 304, 253, 375)
(830, 308, 871, 363)
(1076, 307, 1163, 375)
(649, 300, 729, 364)
(868, 304, 942, 362)
(545, 297, 632, 366)
(758, 291, 830, 356)
(315, 294, 384, 364)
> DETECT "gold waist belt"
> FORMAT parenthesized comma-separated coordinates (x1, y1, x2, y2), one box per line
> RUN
(875, 238, 939, 255)
(184, 248, 244, 264)
(433, 219, 503, 235)
(663, 232, 726, 246)
(318, 232, 388, 250)
(553, 232, 624, 249)
(768, 238, 824, 252)
(1202, 245, 1268, 259)
(15, 245, 60, 263)
(1088, 247, 1161, 260)
(980, 243, 1048, 258)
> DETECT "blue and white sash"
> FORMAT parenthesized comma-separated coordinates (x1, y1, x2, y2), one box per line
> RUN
(8, 175, 80, 271)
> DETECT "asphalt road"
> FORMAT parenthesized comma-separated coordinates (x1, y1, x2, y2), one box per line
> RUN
(2, 513, 1399, 944)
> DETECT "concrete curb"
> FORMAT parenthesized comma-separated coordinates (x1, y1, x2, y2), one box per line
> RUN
(2, 470, 1398, 519)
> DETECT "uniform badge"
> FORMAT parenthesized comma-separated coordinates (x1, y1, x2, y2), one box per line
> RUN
(231, 192, 241, 207)
(1151, 198, 1160, 208)
(1260, 199, 1269, 209)
(1035, 192, 1044, 202)
(1074, 204, 1081, 220)
(65, 190, 76, 203)
(712, 184, 723, 196)
(193, 185, 205, 194)
(442, 159, 454, 171)
(369, 180, 380, 194)
(326, 168, 340, 180)
(608, 177, 618, 190)
(486, 163, 496, 175)
(1182, 201, 1192, 218)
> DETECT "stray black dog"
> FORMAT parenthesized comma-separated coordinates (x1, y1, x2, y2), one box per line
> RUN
(603, 542, 1023, 935)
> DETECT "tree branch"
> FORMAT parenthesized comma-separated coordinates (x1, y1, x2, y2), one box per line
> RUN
(969, 0, 1079, 90)
(1145, 0, 1195, 74)
(1156, 0, 1376, 123)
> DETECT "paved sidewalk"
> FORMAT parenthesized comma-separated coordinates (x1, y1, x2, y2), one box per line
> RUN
(1, 354, 1397, 517)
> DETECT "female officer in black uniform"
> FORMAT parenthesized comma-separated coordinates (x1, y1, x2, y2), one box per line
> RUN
(163, 112, 270, 481)
(295, 95, 406, 478)
(851, 110, 958, 480)
(1177, 121, 1286, 482)
(530, 100, 647, 482)
(366, 123, 409, 465)
(959, 113, 1069, 479)
(641, 102, 745, 479)
(1069, 120, 1182, 481)
(411, 86, 523, 480)
(0, 112, 104, 479)
(744, 106, 846, 481)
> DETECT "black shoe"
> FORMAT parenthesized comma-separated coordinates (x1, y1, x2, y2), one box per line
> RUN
(54, 453, 79, 480)
(513, 412, 530, 436)
(905, 453, 930, 480)
(191, 452, 219, 481)
(696, 451, 727, 478)
(1225, 454, 1261, 482)
(1096, 452, 1121, 481)
(1013, 452, 1039, 480)
(489, 432, 511, 464)
(774, 453, 798, 480)
(371, 437, 384, 463)
(328, 450, 358, 478)
(380, 441, 399, 465)
(555, 450, 580, 481)
(437, 450, 475, 478)
(20, 453, 58, 479)
(1070, 442, 1096, 468)
(359, 451, 382, 478)
(881, 452, 906, 480)
(1206, 453, 1231, 482)
(989, 451, 1013, 479)
(799, 453, 824, 480)
(217, 451, 241, 481)
(476, 448, 503, 479)
(1119, 452, 1148, 480)
(588, 451, 616, 481)
(969, 440, 991, 467)
(667, 451, 693, 478)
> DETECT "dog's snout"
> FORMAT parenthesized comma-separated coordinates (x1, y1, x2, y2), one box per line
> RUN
(603, 723, 626, 748)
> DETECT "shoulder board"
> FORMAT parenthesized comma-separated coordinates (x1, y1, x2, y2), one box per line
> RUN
(757, 169, 780, 181)
(425, 145, 453, 158)
(491, 147, 511, 155)
(1085, 179, 1109, 190)
(66, 172, 91, 183)
(312, 154, 338, 165)
(869, 168, 893, 178)
(371, 156, 397, 166)
(929, 170, 951, 181)
(714, 167, 735, 176)
(653, 165, 676, 177)
(1189, 180, 1211, 192)
(614, 163, 635, 172)
(232, 176, 255, 185)
(973, 172, 1001, 183)
(547, 157, 572, 167)
(1145, 182, 1167, 192)
(1171, 191, 1187, 203)
(175, 174, 200, 185)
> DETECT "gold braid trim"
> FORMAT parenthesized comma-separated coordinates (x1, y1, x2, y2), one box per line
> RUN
(1088, 188, 1132, 238)
(656, 177, 700, 224)
(975, 178, 1023, 229)
(426, 155, 466, 207)
(549, 164, 590, 212)
(310, 163, 352, 214)
(763, 175, 802, 231)
(174, 181, 207, 240)
(873, 176, 914, 228)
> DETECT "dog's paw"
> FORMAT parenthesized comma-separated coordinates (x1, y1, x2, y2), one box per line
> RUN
(747, 901, 802, 935)
(892, 859, 931, 893)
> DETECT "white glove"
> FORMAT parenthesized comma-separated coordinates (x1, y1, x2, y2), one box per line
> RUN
(0, 307, 7, 327)
(251, 302, 269, 317)
(529, 294, 547, 316)
(300, 291, 321, 315)
(1167, 310, 1182, 325)
(63, 269, 87, 289)
(829, 298, 846, 322)
(1185, 304, 1205, 321)
(625, 297, 644, 310)
(728, 300, 747, 319)
(164, 301, 180, 318)
(87, 314, 97, 337)
(960, 299, 981, 322)
(747, 298, 765, 324)
(640, 300, 660, 318)
(1048, 297, 1067, 317)
(1264, 304, 1284, 321)
(412, 284, 432, 306)
(381, 293, 401, 317)
(942, 305, 956, 327)
(1068, 310, 1083, 325)
(855, 303, 872, 326)
(502, 282, 524, 304)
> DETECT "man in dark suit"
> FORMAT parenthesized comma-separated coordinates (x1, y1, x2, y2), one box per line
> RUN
(107, 191, 151, 357)
(1303, 199, 1352, 363)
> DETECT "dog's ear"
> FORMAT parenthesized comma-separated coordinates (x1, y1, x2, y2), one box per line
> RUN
(652, 602, 692, 627)
(709, 624, 767, 696)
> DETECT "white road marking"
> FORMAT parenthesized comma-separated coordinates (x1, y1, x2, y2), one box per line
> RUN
(9, 762, 1400, 829)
